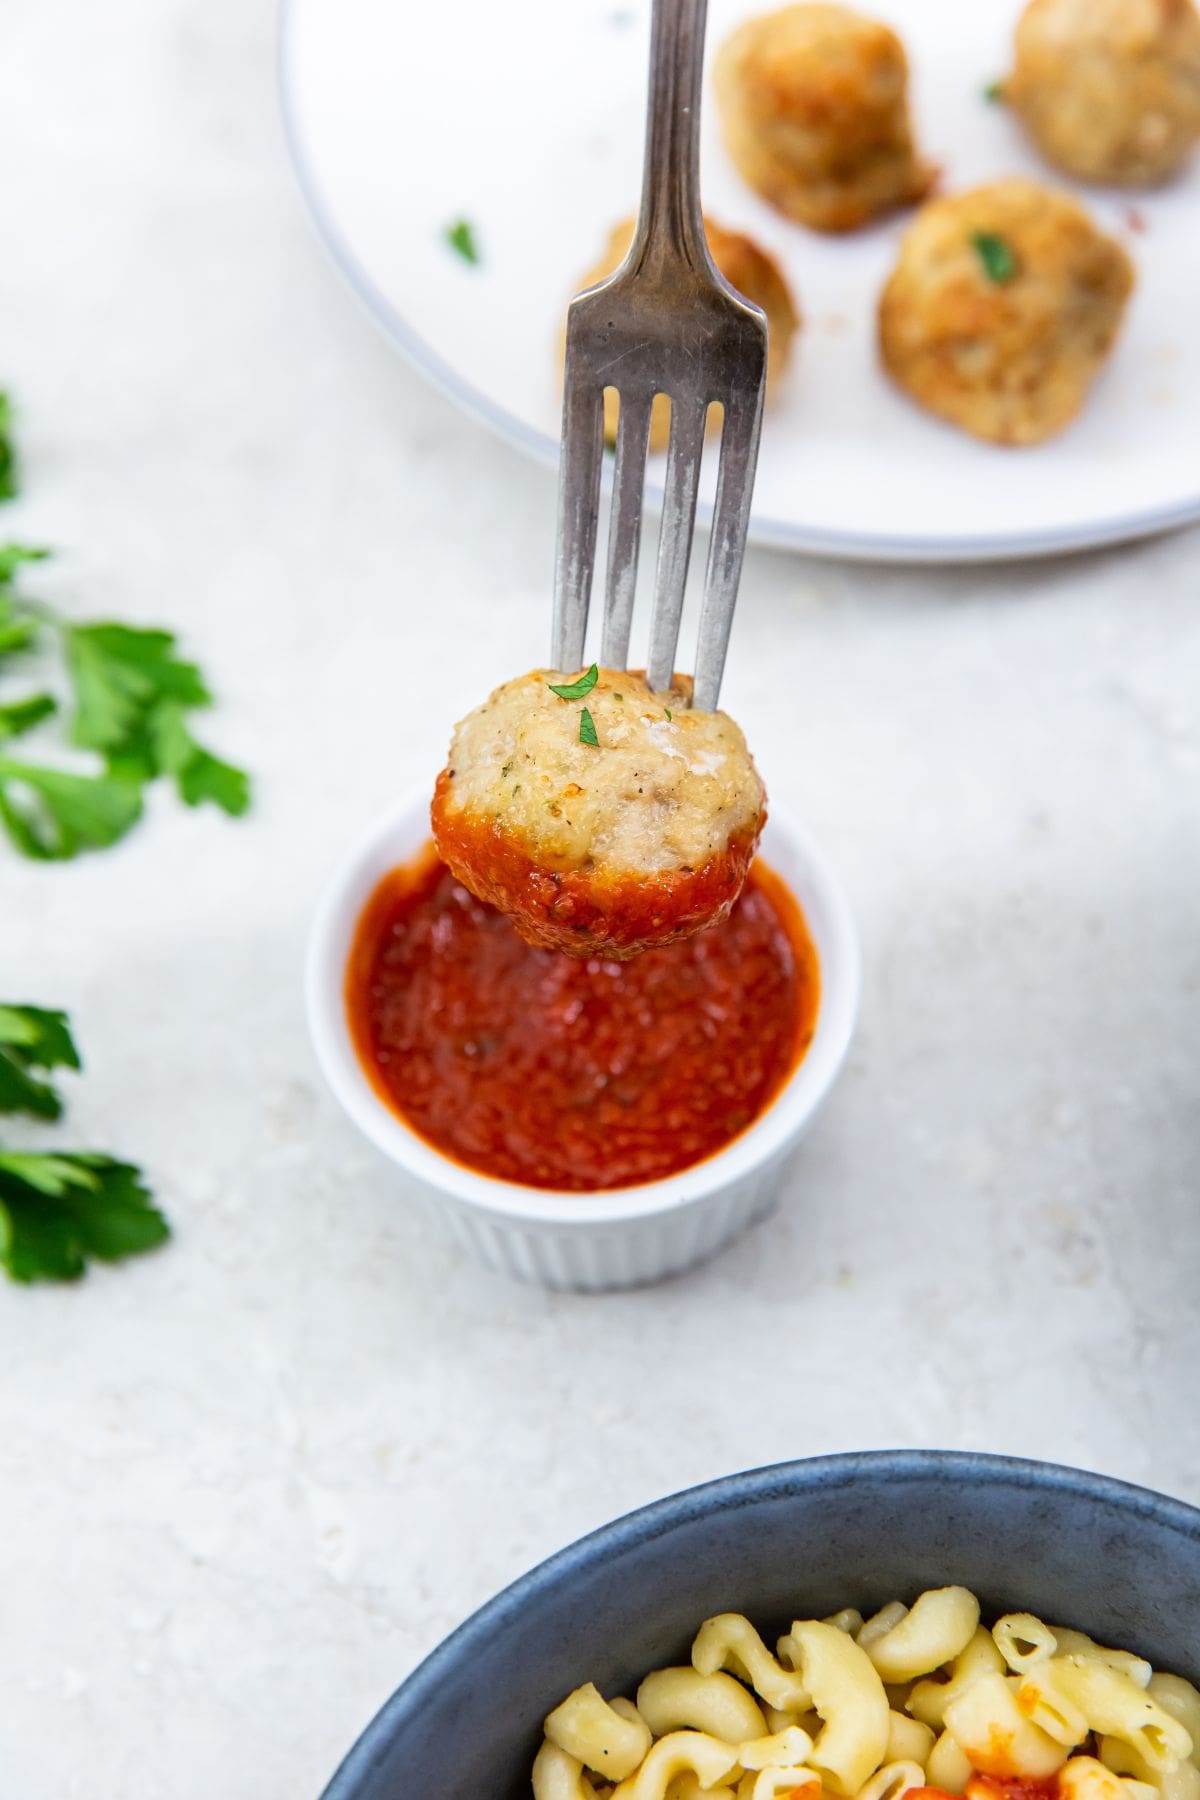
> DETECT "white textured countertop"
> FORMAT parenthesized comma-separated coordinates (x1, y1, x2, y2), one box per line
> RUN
(1, 1, 1199, 1795)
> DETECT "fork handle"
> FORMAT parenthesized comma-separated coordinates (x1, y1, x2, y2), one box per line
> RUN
(633, 0, 710, 271)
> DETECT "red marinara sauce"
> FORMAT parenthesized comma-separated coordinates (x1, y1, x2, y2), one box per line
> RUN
(345, 844, 820, 1191)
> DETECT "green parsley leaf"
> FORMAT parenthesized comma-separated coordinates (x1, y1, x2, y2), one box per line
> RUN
(0, 1004, 81, 1120)
(64, 622, 210, 752)
(0, 596, 37, 658)
(983, 78, 1005, 103)
(0, 543, 50, 587)
(548, 664, 599, 701)
(0, 692, 56, 740)
(0, 1152, 168, 1282)
(180, 745, 251, 813)
(445, 219, 481, 265)
(579, 706, 599, 747)
(59, 625, 249, 817)
(664, 707, 672, 721)
(0, 393, 17, 502)
(971, 230, 1019, 284)
(147, 700, 250, 815)
(0, 758, 143, 859)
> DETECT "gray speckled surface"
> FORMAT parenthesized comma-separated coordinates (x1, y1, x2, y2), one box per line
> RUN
(0, 1, 1198, 1795)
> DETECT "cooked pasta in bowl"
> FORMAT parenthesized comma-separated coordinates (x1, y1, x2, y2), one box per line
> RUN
(316, 1452, 1200, 1800)
(534, 1590, 1199, 1800)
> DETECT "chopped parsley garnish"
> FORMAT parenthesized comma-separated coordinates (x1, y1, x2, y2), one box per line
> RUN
(579, 707, 599, 747)
(548, 664, 599, 700)
(664, 707, 672, 721)
(445, 219, 480, 265)
(501, 760, 513, 778)
(0, 1003, 168, 1281)
(983, 78, 1005, 103)
(971, 230, 1019, 284)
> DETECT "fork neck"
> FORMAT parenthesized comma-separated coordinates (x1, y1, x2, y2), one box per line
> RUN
(631, 0, 710, 273)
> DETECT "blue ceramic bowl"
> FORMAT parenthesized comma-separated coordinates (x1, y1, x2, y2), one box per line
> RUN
(322, 1450, 1200, 1800)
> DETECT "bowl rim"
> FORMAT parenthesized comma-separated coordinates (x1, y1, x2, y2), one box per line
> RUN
(304, 786, 861, 1224)
(320, 1449, 1200, 1799)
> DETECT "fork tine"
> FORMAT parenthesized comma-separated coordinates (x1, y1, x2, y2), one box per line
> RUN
(600, 390, 653, 670)
(692, 389, 764, 713)
(646, 395, 708, 692)
(551, 362, 605, 671)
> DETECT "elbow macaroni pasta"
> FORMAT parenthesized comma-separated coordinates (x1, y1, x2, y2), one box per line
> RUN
(994, 1615, 1060, 1675)
(944, 1670, 1068, 1778)
(610, 1730, 739, 1800)
(545, 1683, 653, 1780)
(637, 1668, 768, 1744)
(1017, 1660, 1192, 1772)
(909, 1628, 1007, 1729)
(782, 1620, 890, 1794)
(533, 1741, 602, 1800)
(694, 1614, 812, 1712)
(864, 1589, 981, 1684)
(887, 1711, 936, 1765)
(533, 1589, 1200, 1800)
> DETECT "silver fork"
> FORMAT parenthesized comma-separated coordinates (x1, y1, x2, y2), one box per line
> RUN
(550, 0, 767, 715)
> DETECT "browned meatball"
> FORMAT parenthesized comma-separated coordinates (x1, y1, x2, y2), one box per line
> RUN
(431, 668, 766, 960)
(1007, 0, 1200, 187)
(879, 179, 1135, 446)
(714, 3, 934, 232)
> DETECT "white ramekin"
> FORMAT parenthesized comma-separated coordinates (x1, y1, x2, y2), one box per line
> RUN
(305, 790, 860, 1291)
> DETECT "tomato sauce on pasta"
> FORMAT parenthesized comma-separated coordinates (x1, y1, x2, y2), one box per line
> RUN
(345, 844, 819, 1191)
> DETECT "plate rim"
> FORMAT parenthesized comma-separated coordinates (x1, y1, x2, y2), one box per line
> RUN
(278, 0, 1200, 565)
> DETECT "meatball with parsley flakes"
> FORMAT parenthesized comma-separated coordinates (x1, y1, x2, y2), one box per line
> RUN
(878, 179, 1134, 445)
(430, 667, 766, 959)
(1007, 0, 1200, 188)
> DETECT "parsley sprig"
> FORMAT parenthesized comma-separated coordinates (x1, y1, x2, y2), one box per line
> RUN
(0, 547, 249, 858)
(0, 1005, 167, 1281)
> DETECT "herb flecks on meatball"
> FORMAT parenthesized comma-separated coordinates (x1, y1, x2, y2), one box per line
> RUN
(878, 179, 1134, 446)
(431, 668, 767, 960)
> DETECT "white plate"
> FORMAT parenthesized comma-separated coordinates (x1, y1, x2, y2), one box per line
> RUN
(280, 0, 1200, 562)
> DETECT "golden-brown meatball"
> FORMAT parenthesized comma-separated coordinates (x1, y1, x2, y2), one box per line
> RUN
(430, 668, 766, 960)
(878, 179, 1135, 446)
(714, 3, 935, 232)
(571, 216, 800, 452)
(1007, 0, 1200, 187)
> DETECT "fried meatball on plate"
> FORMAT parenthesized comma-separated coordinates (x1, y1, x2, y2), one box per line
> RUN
(878, 179, 1135, 446)
(1007, 0, 1200, 187)
(715, 3, 935, 231)
(431, 668, 767, 959)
